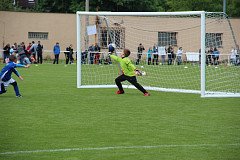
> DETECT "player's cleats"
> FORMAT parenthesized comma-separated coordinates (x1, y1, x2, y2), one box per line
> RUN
(16, 94, 22, 98)
(144, 92, 150, 96)
(116, 90, 124, 94)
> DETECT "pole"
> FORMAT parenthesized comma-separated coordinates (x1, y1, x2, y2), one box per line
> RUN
(77, 13, 81, 88)
(223, 0, 226, 13)
(201, 12, 206, 97)
(85, 0, 89, 51)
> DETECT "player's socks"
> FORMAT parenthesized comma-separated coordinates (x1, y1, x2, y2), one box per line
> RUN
(11, 82, 20, 96)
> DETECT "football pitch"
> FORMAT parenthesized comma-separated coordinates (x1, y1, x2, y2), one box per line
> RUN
(0, 63, 240, 160)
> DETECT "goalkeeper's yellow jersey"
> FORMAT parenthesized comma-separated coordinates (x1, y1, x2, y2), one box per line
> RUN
(110, 55, 136, 77)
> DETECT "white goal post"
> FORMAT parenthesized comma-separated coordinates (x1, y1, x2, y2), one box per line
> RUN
(76, 11, 240, 98)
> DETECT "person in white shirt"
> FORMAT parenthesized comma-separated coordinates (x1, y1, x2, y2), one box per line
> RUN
(176, 47, 183, 65)
(9, 45, 15, 55)
(230, 47, 237, 65)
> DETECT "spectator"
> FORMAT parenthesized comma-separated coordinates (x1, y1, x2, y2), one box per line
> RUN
(53, 42, 60, 64)
(81, 50, 88, 64)
(29, 41, 38, 62)
(3, 44, 10, 63)
(176, 47, 183, 65)
(9, 45, 15, 55)
(213, 47, 220, 65)
(36, 41, 43, 64)
(88, 44, 95, 64)
(136, 43, 145, 65)
(13, 42, 18, 51)
(26, 42, 32, 58)
(206, 47, 213, 65)
(167, 44, 174, 65)
(18, 42, 26, 64)
(65, 44, 74, 64)
(160, 47, 166, 65)
(152, 44, 158, 65)
(94, 43, 101, 64)
(22, 42, 26, 50)
(147, 47, 153, 65)
(236, 45, 240, 65)
(230, 47, 237, 65)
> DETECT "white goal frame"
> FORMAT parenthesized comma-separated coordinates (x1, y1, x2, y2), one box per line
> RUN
(76, 11, 240, 98)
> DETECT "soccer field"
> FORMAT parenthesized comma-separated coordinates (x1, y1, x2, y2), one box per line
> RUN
(0, 63, 240, 160)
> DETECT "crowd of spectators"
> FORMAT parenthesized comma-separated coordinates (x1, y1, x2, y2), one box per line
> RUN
(136, 43, 240, 66)
(2, 41, 239, 66)
(136, 43, 180, 65)
(2, 41, 43, 65)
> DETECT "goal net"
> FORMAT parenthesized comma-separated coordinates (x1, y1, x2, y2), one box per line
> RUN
(76, 11, 240, 97)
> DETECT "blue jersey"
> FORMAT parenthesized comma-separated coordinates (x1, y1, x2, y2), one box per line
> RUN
(0, 62, 25, 82)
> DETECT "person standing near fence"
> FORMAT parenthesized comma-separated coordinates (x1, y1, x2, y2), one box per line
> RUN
(152, 44, 158, 65)
(136, 43, 145, 65)
(65, 44, 74, 64)
(176, 47, 183, 65)
(37, 41, 43, 64)
(3, 44, 10, 63)
(29, 41, 38, 62)
(53, 42, 60, 64)
(167, 44, 174, 65)
(213, 47, 220, 65)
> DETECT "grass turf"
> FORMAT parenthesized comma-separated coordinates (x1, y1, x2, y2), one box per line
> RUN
(0, 63, 240, 160)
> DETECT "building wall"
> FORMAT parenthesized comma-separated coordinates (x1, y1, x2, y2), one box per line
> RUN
(0, 11, 76, 59)
(0, 11, 239, 60)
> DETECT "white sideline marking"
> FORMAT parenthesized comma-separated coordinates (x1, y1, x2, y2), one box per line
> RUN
(0, 143, 239, 155)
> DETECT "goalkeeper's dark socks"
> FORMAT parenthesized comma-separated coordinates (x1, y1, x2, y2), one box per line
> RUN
(116, 90, 124, 94)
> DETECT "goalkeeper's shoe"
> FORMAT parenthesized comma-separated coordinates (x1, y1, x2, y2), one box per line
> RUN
(116, 90, 124, 94)
(144, 92, 150, 96)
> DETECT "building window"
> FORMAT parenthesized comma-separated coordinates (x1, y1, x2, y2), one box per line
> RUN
(158, 32, 177, 46)
(28, 32, 48, 40)
(28, 0, 35, 4)
(100, 27, 125, 49)
(206, 33, 223, 48)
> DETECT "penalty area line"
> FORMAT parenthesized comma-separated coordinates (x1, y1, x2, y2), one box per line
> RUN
(0, 143, 239, 155)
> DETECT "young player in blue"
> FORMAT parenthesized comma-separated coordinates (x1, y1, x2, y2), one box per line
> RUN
(0, 55, 30, 97)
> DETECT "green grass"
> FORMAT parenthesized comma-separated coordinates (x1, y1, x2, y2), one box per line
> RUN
(0, 63, 240, 160)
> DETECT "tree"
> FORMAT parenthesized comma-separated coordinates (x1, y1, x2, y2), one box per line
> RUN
(0, 0, 22, 11)
(0, 0, 239, 17)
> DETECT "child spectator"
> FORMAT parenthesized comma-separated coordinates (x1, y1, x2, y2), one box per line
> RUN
(152, 44, 159, 65)
(147, 47, 153, 65)
(94, 43, 101, 64)
(9, 45, 15, 55)
(167, 45, 174, 65)
(213, 47, 220, 65)
(176, 47, 183, 65)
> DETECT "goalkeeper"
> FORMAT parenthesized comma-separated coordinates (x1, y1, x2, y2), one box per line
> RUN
(110, 49, 150, 96)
